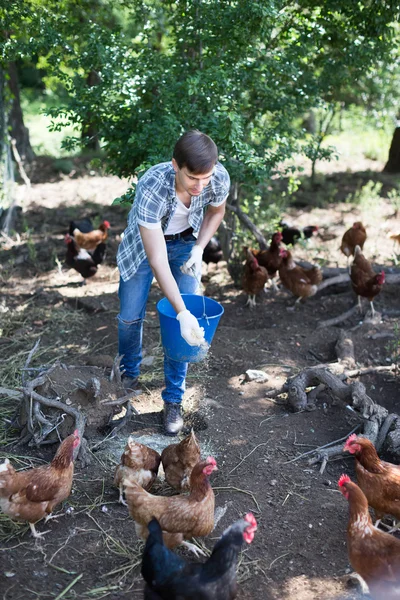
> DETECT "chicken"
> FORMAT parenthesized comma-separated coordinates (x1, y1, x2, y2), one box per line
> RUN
(0, 430, 80, 538)
(242, 247, 268, 308)
(343, 435, 400, 524)
(123, 457, 217, 555)
(350, 246, 385, 317)
(114, 437, 161, 505)
(279, 221, 319, 246)
(71, 220, 110, 251)
(141, 513, 257, 600)
(341, 222, 367, 270)
(339, 474, 400, 599)
(203, 236, 223, 266)
(161, 429, 201, 492)
(278, 248, 322, 304)
(65, 234, 106, 283)
(251, 232, 283, 291)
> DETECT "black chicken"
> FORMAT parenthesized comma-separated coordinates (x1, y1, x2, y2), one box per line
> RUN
(279, 220, 318, 246)
(65, 234, 106, 283)
(203, 236, 223, 265)
(141, 514, 257, 600)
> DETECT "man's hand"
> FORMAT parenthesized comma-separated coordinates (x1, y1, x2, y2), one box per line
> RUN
(176, 310, 205, 346)
(181, 245, 203, 278)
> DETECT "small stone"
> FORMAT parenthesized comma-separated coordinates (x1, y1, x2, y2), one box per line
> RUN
(309, 523, 313, 528)
(101, 505, 108, 513)
(244, 369, 269, 383)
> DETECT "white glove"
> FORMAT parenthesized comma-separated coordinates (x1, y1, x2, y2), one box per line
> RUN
(177, 309, 205, 346)
(181, 245, 203, 278)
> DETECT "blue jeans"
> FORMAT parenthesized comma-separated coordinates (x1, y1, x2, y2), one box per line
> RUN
(117, 235, 198, 405)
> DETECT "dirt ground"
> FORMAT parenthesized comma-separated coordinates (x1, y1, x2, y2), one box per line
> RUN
(0, 159, 400, 600)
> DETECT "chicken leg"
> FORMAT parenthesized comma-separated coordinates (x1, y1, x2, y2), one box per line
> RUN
(180, 540, 207, 557)
(29, 523, 50, 538)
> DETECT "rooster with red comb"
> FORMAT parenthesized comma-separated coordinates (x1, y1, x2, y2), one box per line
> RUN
(141, 513, 257, 599)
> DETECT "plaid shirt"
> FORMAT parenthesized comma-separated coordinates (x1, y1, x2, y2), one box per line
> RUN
(117, 161, 230, 281)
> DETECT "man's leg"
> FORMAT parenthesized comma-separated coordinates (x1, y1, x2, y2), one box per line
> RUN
(162, 238, 199, 434)
(117, 259, 153, 389)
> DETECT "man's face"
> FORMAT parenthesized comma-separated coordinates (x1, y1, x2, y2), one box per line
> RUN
(172, 159, 214, 196)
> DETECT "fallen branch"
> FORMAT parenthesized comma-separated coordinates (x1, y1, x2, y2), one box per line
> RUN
(317, 273, 349, 292)
(283, 425, 361, 465)
(109, 354, 123, 385)
(317, 305, 359, 328)
(278, 329, 399, 472)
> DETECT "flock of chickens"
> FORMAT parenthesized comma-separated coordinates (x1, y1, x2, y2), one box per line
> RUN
(62, 217, 386, 320)
(0, 430, 257, 600)
(3, 428, 400, 597)
(240, 221, 385, 315)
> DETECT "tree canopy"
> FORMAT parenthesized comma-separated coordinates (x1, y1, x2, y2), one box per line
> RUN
(2, 0, 400, 189)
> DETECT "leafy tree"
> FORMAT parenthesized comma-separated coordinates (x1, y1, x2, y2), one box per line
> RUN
(2, 1, 400, 247)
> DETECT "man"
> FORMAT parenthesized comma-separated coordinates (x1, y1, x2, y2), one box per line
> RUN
(117, 130, 230, 435)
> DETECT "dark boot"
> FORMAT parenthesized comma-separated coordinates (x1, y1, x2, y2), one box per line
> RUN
(122, 376, 141, 394)
(163, 403, 184, 436)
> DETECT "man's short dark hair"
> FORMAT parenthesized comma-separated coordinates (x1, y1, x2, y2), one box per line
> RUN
(173, 130, 218, 174)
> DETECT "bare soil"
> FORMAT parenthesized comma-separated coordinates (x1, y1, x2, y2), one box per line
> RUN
(0, 159, 400, 600)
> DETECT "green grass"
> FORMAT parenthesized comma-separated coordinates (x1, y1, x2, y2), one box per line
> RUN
(21, 90, 78, 158)
(324, 108, 393, 165)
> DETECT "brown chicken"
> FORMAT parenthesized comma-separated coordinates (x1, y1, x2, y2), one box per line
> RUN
(341, 222, 367, 269)
(114, 437, 161, 505)
(278, 248, 322, 304)
(339, 474, 400, 599)
(251, 232, 283, 290)
(350, 246, 385, 317)
(388, 232, 400, 248)
(0, 430, 80, 537)
(344, 435, 400, 524)
(72, 220, 110, 251)
(242, 247, 268, 307)
(123, 457, 217, 556)
(161, 429, 201, 492)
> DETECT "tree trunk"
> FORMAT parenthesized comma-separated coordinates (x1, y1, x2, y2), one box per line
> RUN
(384, 126, 400, 173)
(7, 61, 35, 163)
(81, 70, 101, 152)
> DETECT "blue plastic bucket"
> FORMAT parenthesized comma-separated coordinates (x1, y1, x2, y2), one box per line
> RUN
(156, 293, 224, 363)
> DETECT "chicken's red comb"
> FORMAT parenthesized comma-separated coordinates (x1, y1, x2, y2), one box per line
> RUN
(338, 474, 351, 487)
(206, 456, 217, 466)
(344, 433, 358, 447)
(103, 220, 111, 228)
(377, 270, 385, 284)
(244, 513, 257, 530)
(73, 429, 79, 437)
